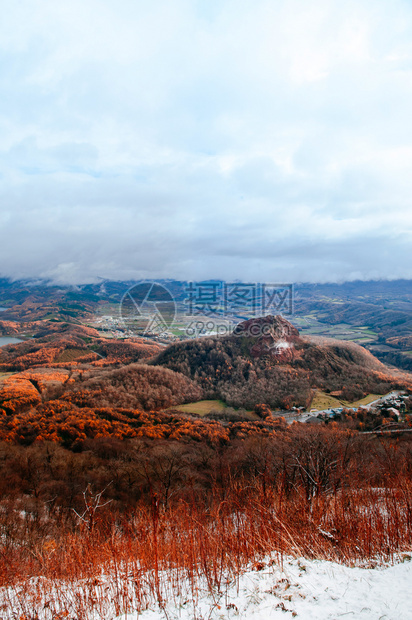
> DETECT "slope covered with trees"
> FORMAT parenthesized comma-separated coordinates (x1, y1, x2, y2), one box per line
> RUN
(0, 313, 409, 448)
(153, 315, 405, 408)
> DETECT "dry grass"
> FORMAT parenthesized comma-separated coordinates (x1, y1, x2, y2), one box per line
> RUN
(1, 475, 412, 619)
(1, 426, 412, 618)
(311, 391, 343, 410)
(347, 393, 383, 407)
(311, 390, 384, 411)
(169, 399, 257, 419)
(168, 399, 228, 416)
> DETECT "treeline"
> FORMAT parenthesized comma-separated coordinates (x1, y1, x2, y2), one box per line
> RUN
(0, 362, 203, 420)
(0, 397, 290, 448)
(1, 426, 412, 513)
(0, 316, 406, 413)
(153, 336, 311, 408)
(91, 338, 161, 364)
(0, 298, 96, 322)
(1, 428, 412, 594)
(0, 335, 92, 371)
(67, 363, 203, 411)
(2, 425, 412, 617)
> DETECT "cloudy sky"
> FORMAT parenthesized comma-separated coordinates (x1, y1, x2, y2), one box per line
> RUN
(1, 0, 412, 284)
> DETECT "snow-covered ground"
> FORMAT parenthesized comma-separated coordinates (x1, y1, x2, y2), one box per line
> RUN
(3, 555, 411, 619)
(115, 555, 412, 620)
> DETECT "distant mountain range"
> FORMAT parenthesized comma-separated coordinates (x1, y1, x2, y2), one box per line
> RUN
(1, 277, 412, 371)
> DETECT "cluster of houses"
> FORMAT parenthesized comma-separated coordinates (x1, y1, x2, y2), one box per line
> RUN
(373, 393, 409, 418)
(304, 392, 410, 425)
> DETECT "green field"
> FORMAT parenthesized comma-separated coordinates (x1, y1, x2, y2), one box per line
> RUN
(292, 317, 378, 344)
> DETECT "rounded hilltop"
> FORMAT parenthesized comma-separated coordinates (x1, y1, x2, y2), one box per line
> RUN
(153, 314, 408, 410)
(233, 314, 301, 361)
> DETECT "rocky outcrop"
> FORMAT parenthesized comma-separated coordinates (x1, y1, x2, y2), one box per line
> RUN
(233, 315, 302, 362)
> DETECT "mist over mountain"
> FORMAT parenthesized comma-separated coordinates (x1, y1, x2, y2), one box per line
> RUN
(2, 0, 412, 284)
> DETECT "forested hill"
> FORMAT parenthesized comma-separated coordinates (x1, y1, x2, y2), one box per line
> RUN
(153, 315, 406, 409)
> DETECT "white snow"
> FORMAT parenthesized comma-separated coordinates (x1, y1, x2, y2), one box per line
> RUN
(114, 555, 412, 620)
(3, 554, 412, 619)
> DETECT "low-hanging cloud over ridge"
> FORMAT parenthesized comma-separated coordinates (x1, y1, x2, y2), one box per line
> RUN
(0, 0, 412, 283)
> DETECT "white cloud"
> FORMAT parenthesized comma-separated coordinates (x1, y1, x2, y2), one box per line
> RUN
(0, 0, 412, 283)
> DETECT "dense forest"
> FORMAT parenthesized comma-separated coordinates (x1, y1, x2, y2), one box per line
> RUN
(0, 315, 408, 450)
(153, 316, 404, 407)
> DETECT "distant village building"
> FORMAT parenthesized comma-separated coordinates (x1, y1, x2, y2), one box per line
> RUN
(305, 416, 323, 425)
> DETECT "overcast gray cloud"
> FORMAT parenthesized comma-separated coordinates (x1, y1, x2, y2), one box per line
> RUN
(0, 0, 412, 283)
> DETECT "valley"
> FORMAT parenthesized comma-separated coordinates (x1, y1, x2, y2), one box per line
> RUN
(1, 278, 412, 619)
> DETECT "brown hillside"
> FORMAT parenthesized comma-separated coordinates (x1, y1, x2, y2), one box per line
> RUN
(153, 315, 408, 409)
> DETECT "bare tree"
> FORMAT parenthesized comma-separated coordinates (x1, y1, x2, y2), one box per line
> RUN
(72, 483, 112, 531)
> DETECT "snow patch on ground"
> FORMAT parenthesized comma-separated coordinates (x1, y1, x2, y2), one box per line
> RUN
(115, 555, 412, 620)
